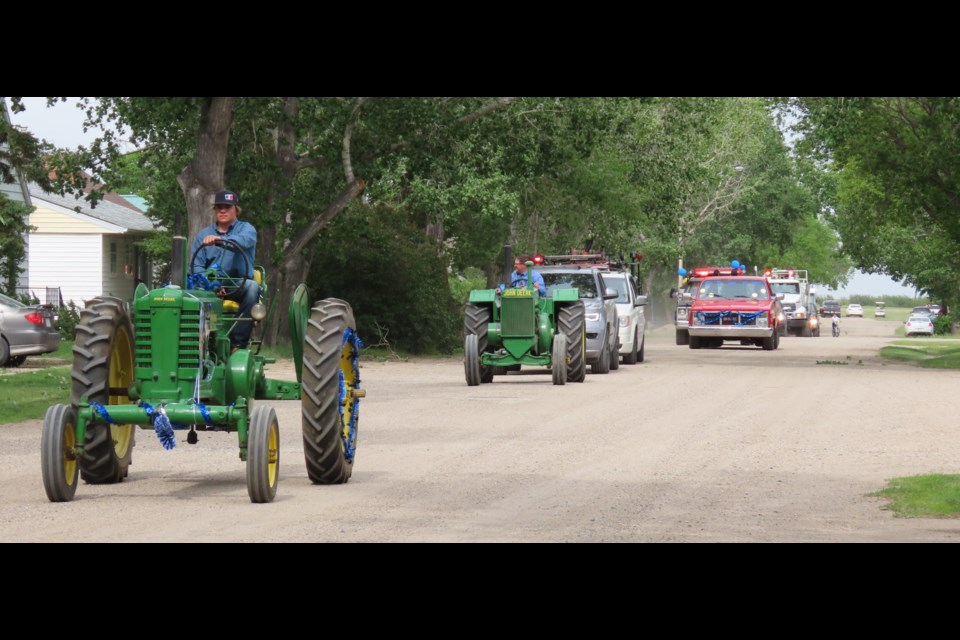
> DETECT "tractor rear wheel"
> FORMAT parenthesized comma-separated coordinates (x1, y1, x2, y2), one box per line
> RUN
(302, 298, 362, 484)
(559, 302, 585, 382)
(71, 296, 135, 484)
(551, 332, 567, 385)
(464, 334, 481, 386)
(247, 405, 279, 503)
(464, 303, 494, 383)
(41, 404, 79, 502)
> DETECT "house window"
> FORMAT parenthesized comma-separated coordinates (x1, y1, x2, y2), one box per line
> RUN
(110, 242, 118, 273)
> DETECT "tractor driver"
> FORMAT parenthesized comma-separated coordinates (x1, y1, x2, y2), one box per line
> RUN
(191, 189, 260, 352)
(497, 256, 548, 296)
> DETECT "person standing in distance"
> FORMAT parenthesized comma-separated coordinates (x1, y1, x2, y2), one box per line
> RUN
(191, 189, 259, 351)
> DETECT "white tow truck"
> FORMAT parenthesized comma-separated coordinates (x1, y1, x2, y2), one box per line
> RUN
(766, 268, 817, 337)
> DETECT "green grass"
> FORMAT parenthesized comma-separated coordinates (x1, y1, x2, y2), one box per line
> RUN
(0, 366, 72, 424)
(880, 340, 960, 368)
(869, 474, 960, 518)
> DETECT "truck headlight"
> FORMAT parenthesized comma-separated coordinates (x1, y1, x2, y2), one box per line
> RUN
(585, 313, 600, 322)
(757, 314, 768, 327)
(619, 316, 631, 327)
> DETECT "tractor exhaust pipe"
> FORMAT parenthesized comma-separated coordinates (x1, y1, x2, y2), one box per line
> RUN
(503, 244, 513, 289)
(171, 235, 187, 288)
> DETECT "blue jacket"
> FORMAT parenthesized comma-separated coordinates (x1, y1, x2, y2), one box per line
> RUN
(191, 220, 257, 278)
(498, 268, 548, 296)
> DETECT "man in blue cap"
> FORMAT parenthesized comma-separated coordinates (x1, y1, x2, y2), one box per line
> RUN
(191, 189, 259, 352)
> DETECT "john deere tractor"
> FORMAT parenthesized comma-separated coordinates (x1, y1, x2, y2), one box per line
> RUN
(41, 236, 364, 504)
(464, 246, 585, 385)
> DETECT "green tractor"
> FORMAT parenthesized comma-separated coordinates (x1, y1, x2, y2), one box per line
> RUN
(41, 236, 364, 504)
(464, 246, 586, 386)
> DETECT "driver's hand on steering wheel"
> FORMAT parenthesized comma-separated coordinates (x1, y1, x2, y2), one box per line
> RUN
(202, 235, 222, 247)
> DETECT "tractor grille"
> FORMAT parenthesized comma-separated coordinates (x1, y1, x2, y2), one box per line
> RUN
(502, 296, 535, 336)
(134, 308, 202, 368)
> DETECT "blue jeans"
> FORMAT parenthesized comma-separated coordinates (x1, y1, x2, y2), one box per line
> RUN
(224, 278, 261, 348)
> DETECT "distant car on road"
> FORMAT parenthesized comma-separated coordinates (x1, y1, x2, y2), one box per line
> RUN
(0, 292, 61, 367)
(904, 314, 935, 337)
(875, 302, 886, 318)
(846, 303, 863, 317)
(821, 300, 841, 317)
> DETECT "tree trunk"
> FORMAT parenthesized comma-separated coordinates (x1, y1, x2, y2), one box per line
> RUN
(177, 97, 234, 246)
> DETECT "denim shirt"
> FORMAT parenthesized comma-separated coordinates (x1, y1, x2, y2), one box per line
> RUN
(497, 269, 548, 296)
(191, 220, 257, 278)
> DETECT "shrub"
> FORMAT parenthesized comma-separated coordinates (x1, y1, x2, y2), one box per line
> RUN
(57, 301, 82, 341)
(934, 314, 953, 336)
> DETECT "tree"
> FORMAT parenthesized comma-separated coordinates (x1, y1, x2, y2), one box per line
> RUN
(788, 97, 960, 311)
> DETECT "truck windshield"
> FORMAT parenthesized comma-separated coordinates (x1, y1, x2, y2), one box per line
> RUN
(770, 282, 800, 295)
(697, 279, 768, 300)
(541, 273, 598, 299)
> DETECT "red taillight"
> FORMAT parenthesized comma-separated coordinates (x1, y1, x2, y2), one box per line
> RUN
(533, 255, 544, 265)
(25, 312, 45, 325)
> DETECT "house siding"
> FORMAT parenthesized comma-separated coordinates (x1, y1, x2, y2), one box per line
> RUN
(30, 209, 109, 234)
(28, 235, 103, 306)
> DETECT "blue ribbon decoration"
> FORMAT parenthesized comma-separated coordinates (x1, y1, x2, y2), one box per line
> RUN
(696, 310, 765, 326)
(138, 400, 176, 450)
(88, 400, 118, 425)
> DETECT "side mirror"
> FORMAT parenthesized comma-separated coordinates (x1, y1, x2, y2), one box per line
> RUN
(682, 292, 693, 301)
(603, 287, 618, 300)
(634, 295, 648, 307)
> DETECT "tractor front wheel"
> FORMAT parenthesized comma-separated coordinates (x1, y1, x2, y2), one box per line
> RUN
(247, 405, 279, 503)
(71, 296, 135, 484)
(464, 303, 494, 383)
(551, 332, 567, 385)
(41, 404, 79, 502)
(302, 298, 362, 485)
(464, 334, 481, 386)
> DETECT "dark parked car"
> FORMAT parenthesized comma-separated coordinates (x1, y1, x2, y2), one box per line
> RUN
(0, 292, 61, 367)
(820, 300, 841, 317)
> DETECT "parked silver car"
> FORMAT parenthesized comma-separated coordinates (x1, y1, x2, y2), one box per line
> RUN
(0, 292, 61, 367)
(539, 266, 619, 374)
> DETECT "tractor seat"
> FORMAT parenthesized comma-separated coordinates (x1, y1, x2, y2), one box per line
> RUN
(223, 268, 264, 312)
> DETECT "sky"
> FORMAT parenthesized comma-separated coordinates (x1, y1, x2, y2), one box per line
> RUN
(6, 97, 927, 299)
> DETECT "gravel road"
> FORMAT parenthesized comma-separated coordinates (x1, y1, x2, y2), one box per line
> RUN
(3, 316, 959, 542)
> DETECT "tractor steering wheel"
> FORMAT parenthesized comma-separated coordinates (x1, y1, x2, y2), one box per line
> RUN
(189, 237, 250, 298)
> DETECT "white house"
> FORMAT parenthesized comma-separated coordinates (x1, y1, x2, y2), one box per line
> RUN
(27, 184, 156, 306)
